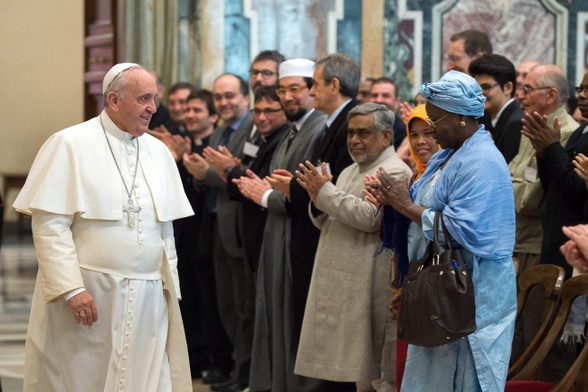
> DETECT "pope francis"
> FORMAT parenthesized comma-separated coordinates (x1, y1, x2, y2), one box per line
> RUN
(13, 63, 194, 391)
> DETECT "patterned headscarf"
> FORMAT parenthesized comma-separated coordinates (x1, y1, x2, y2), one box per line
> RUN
(420, 70, 486, 119)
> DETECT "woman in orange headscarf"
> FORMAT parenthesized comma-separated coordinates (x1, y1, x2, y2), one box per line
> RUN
(404, 104, 439, 179)
(395, 104, 439, 389)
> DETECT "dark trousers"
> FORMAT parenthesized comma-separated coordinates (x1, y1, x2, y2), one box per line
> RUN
(175, 216, 233, 376)
(213, 226, 256, 386)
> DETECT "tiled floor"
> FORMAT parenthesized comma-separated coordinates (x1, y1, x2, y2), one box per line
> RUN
(0, 224, 35, 392)
(0, 224, 211, 392)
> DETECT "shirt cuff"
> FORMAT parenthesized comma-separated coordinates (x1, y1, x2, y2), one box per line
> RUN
(64, 288, 86, 302)
(261, 189, 273, 208)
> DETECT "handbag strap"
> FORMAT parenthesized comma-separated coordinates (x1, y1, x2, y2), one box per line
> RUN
(432, 211, 456, 258)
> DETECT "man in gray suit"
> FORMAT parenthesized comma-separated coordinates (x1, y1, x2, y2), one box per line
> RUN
(183, 73, 255, 392)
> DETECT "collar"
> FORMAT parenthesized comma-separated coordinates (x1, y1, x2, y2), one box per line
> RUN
(491, 98, 515, 127)
(357, 146, 397, 172)
(294, 108, 315, 130)
(327, 99, 352, 127)
(226, 110, 248, 131)
(100, 111, 134, 141)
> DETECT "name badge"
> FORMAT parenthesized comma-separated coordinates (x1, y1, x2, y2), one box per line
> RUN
(243, 141, 259, 158)
(524, 166, 538, 182)
(314, 162, 332, 176)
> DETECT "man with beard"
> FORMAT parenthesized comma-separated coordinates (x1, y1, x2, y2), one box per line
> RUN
(238, 59, 351, 392)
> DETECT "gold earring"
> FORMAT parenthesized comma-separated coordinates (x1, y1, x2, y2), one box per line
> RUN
(459, 120, 466, 127)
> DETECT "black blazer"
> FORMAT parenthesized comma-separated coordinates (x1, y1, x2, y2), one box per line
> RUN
(226, 122, 290, 271)
(481, 100, 523, 163)
(287, 99, 356, 335)
(538, 125, 588, 277)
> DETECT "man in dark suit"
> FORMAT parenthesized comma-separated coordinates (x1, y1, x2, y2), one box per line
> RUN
(183, 73, 255, 392)
(469, 54, 522, 163)
(369, 77, 406, 150)
(209, 85, 290, 271)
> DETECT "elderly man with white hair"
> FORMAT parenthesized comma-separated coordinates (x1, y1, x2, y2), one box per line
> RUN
(14, 63, 193, 391)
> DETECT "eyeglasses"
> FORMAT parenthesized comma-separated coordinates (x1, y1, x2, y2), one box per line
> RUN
(445, 55, 464, 63)
(521, 85, 553, 95)
(251, 108, 283, 116)
(479, 83, 500, 92)
(250, 69, 277, 78)
(275, 85, 308, 97)
(427, 113, 451, 128)
(575, 86, 588, 95)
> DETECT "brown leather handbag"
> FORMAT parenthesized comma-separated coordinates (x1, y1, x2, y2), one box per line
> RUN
(398, 211, 477, 347)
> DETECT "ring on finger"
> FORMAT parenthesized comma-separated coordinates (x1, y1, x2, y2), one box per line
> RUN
(79, 311, 86, 317)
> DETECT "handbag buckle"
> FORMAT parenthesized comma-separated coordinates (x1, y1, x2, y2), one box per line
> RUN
(432, 254, 440, 265)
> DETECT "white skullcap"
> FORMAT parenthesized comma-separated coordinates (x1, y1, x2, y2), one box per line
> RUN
(279, 58, 315, 79)
(102, 62, 140, 94)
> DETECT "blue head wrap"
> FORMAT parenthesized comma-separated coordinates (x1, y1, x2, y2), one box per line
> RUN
(419, 70, 486, 119)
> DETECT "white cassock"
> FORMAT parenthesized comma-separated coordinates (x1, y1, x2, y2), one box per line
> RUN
(13, 111, 194, 392)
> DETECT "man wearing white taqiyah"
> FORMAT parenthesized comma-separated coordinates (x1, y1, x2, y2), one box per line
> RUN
(13, 63, 194, 392)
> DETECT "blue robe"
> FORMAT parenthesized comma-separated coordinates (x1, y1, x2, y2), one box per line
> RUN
(402, 128, 517, 392)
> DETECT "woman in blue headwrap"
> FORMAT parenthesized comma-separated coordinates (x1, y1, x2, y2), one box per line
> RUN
(366, 70, 517, 392)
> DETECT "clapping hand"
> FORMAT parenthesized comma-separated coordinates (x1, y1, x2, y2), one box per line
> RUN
(296, 161, 332, 204)
(267, 169, 294, 197)
(521, 112, 561, 156)
(233, 169, 272, 205)
(560, 224, 588, 273)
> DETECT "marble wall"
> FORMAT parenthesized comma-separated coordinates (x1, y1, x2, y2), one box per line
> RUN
(152, 0, 588, 101)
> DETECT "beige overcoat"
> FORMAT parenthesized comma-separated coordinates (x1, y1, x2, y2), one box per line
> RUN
(295, 147, 412, 384)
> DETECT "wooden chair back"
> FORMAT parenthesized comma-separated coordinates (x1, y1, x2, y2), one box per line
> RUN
(510, 274, 588, 392)
(508, 264, 565, 379)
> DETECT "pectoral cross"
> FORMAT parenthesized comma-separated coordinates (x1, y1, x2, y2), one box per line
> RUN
(123, 199, 141, 227)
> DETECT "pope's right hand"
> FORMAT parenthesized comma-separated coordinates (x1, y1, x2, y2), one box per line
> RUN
(67, 291, 98, 327)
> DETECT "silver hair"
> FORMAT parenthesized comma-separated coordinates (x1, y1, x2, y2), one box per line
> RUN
(532, 64, 569, 107)
(348, 102, 395, 132)
(315, 53, 360, 99)
(102, 65, 146, 107)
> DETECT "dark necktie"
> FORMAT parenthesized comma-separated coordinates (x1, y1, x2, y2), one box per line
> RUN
(311, 124, 328, 162)
(318, 123, 328, 145)
(220, 126, 235, 146)
(285, 125, 299, 153)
